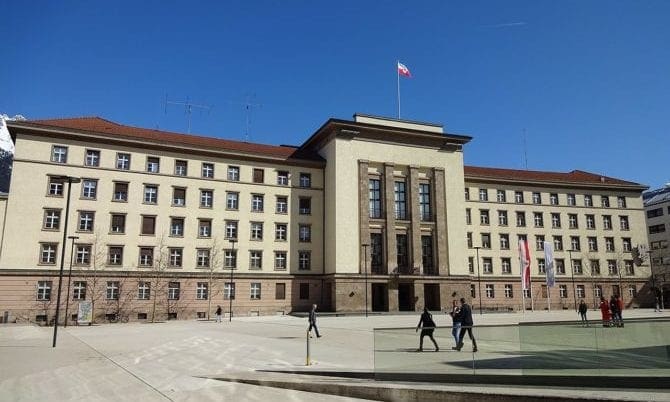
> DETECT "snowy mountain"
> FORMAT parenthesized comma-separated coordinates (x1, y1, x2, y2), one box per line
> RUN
(0, 114, 23, 154)
(0, 114, 22, 192)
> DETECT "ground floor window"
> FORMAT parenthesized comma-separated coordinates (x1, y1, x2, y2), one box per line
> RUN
(250, 282, 261, 300)
(196, 282, 208, 300)
(37, 281, 52, 301)
(504, 284, 513, 298)
(559, 285, 567, 298)
(224, 282, 235, 300)
(275, 283, 286, 300)
(485, 284, 494, 298)
(299, 283, 309, 300)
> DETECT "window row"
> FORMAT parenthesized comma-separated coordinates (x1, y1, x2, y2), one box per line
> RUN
(369, 179, 432, 221)
(466, 209, 630, 231)
(467, 232, 634, 253)
(50, 146, 313, 187)
(466, 188, 627, 209)
(468, 283, 637, 299)
(467, 256, 636, 276)
(367, 233, 436, 275)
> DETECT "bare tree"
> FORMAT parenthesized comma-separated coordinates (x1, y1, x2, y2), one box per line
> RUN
(147, 234, 171, 323)
(206, 237, 225, 320)
(77, 231, 107, 324)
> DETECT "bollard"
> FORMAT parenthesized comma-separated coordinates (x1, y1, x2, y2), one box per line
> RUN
(306, 329, 311, 366)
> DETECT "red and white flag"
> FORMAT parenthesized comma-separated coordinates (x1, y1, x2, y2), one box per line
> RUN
(519, 239, 531, 291)
(397, 62, 411, 77)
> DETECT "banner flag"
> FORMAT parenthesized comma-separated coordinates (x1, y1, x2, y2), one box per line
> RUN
(544, 241, 556, 287)
(519, 239, 531, 290)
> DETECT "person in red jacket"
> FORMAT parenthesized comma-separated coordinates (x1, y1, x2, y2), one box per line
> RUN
(599, 296, 611, 327)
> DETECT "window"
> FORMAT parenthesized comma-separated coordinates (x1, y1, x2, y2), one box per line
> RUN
(275, 251, 287, 270)
(481, 233, 491, 249)
(514, 191, 524, 203)
(622, 237, 632, 252)
(196, 282, 208, 300)
(532, 192, 541, 204)
(108, 246, 123, 265)
(594, 285, 602, 298)
(572, 259, 583, 274)
(139, 247, 153, 267)
(37, 281, 52, 300)
(369, 179, 382, 218)
(250, 250, 263, 269)
(590, 260, 601, 275)
(250, 282, 262, 300)
(51, 145, 68, 163)
(85, 149, 100, 167)
(421, 236, 434, 273)
(224, 282, 235, 300)
(648, 208, 664, 218)
(146, 156, 160, 173)
(501, 258, 512, 274)
(73, 281, 86, 300)
(480, 209, 490, 225)
(624, 260, 635, 276)
(612, 285, 620, 297)
(603, 215, 612, 230)
(628, 285, 637, 298)
(275, 283, 286, 300)
(111, 214, 126, 233)
(299, 251, 311, 270)
(570, 236, 581, 251)
(227, 166, 239, 181)
(172, 187, 186, 206)
(116, 153, 131, 170)
(226, 192, 239, 210)
(277, 170, 289, 185)
(535, 235, 545, 251)
(299, 283, 310, 300)
(537, 259, 546, 274)
(470, 284, 476, 298)
(617, 196, 626, 208)
(468, 257, 474, 273)
(201, 163, 214, 178)
(619, 216, 629, 231)
(252, 194, 264, 212)
(371, 233, 383, 272)
(464, 188, 470, 201)
(466, 232, 473, 248)
(75, 245, 91, 265)
(200, 189, 213, 208)
(250, 222, 263, 240)
(504, 284, 513, 298)
(533, 212, 544, 227)
(253, 168, 264, 183)
(550, 193, 559, 205)
(141, 215, 156, 235)
(479, 188, 488, 201)
(567, 193, 576, 206)
(175, 160, 187, 176)
(465, 209, 471, 225)
(588, 237, 598, 252)
(576, 285, 585, 299)
(584, 195, 593, 207)
(113, 182, 128, 202)
(43, 209, 61, 230)
(40, 243, 58, 264)
(276, 196, 288, 214)
(106, 281, 120, 300)
(224, 249, 237, 268)
(198, 219, 212, 238)
(485, 284, 495, 298)
(496, 189, 506, 202)
(585, 214, 595, 229)
(607, 260, 618, 275)
(138, 282, 151, 300)
(81, 179, 98, 199)
(143, 185, 158, 204)
(299, 197, 311, 215)
(605, 237, 615, 252)
(299, 225, 311, 242)
(553, 236, 563, 251)
(299, 173, 311, 188)
(498, 210, 508, 226)
(275, 223, 287, 241)
(649, 224, 666, 234)
(500, 233, 510, 250)
(419, 183, 431, 221)
(516, 211, 526, 227)
(559, 285, 567, 298)
(568, 214, 578, 229)
(394, 181, 407, 220)
(482, 257, 493, 274)
(396, 234, 408, 270)
(168, 282, 180, 300)
(78, 211, 94, 232)
(196, 249, 210, 268)
(601, 196, 610, 208)
(48, 176, 64, 196)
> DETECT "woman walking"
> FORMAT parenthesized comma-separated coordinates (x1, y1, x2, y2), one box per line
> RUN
(578, 299, 588, 327)
(599, 296, 611, 327)
(449, 300, 461, 348)
(416, 307, 439, 352)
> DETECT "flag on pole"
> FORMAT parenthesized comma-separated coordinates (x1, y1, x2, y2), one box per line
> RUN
(519, 239, 531, 290)
(543, 241, 556, 287)
(397, 62, 411, 77)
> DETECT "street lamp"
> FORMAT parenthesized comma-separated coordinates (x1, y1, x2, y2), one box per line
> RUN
(228, 239, 237, 322)
(64, 235, 79, 328)
(474, 246, 482, 315)
(52, 175, 81, 348)
(361, 243, 369, 318)
(568, 249, 577, 311)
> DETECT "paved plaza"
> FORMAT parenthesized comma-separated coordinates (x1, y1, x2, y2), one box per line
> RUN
(0, 309, 668, 401)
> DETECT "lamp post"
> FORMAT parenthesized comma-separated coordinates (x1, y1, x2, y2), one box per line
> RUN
(474, 246, 482, 315)
(362, 243, 369, 318)
(228, 239, 236, 322)
(64, 235, 79, 328)
(52, 176, 81, 347)
(568, 249, 577, 311)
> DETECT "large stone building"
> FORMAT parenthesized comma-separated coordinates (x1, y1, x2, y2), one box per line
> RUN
(0, 114, 654, 323)
(643, 185, 670, 306)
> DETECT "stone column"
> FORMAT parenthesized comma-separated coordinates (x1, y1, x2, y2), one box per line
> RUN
(408, 165, 422, 275)
(384, 163, 397, 274)
(358, 160, 370, 274)
(414, 281, 425, 312)
(433, 168, 448, 276)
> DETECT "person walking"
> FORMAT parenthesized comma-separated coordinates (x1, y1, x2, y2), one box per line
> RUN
(578, 299, 588, 327)
(308, 304, 321, 338)
(215, 305, 222, 323)
(455, 298, 477, 352)
(449, 299, 461, 348)
(655, 296, 662, 312)
(615, 295, 624, 327)
(416, 307, 439, 352)
(599, 296, 611, 327)
(609, 295, 621, 327)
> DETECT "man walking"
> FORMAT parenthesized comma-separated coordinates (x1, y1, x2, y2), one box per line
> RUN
(578, 299, 588, 327)
(215, 305, 222, 323)
(449, 299, 461, 348)
(308, 304, 321, 338)
(454, 298, 477, 353)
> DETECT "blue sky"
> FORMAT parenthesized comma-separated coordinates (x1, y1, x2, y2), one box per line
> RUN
(3, 1, 669, 189)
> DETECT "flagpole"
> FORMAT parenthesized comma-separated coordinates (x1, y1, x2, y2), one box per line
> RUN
(396, 60, 400, 119)
(548, 286, 551, 311)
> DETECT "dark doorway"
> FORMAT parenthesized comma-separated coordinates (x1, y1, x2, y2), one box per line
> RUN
(398, 283, 415, 311)
(424, 284, 441, 311)
(372, 284, 388, 312)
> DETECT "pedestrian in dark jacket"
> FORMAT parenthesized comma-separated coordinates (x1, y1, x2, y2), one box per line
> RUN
(449, 299, 461, 347)
(455, 298, 478, 352)
(215, 305, 222, 323)
(308, 304, 321, 338)
(615, 295, 624, 327)
(610, 295, 621, 327)
(416, 307, 439, 352)
(578, 299, 588, 326)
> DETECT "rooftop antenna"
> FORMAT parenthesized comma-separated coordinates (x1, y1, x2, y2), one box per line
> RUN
(522, 128, 528, 170)
(164, 95, 211, 134)
(228, 94, 262, 142)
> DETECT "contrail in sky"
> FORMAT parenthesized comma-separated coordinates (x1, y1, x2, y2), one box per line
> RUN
(482, 22, 527, 28)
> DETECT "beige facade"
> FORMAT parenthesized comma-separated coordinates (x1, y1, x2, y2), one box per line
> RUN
(0, 114, 655, 324)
